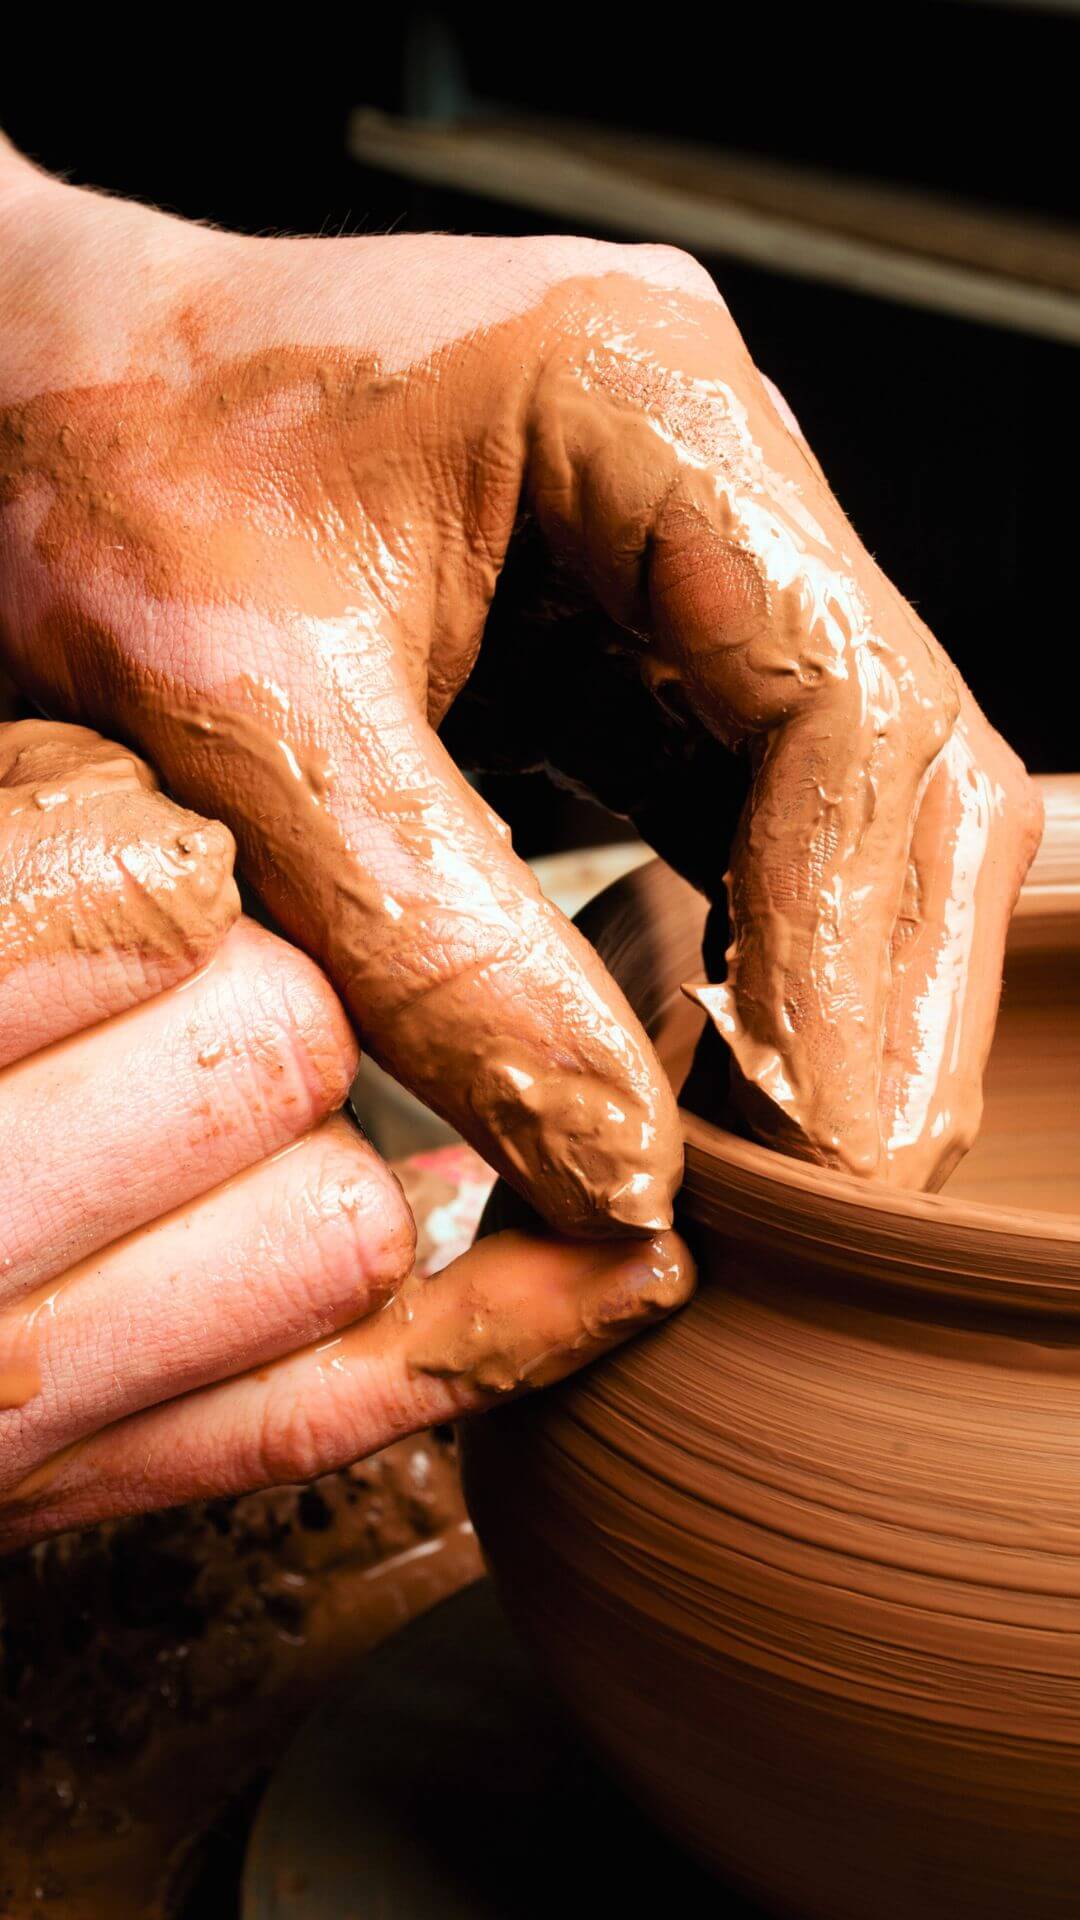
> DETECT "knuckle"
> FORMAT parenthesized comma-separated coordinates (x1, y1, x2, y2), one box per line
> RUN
(941, 666, 963, 736)
(232, 924, 359, 1126)
(311, 1130, 415, 1305)
(1009, 774, 1046, 879)
(255, 1381, 339, 1488)
(539, 236, 719, 307)
(899, 652, 961, 764)
(626, 241, 719, 300)
(0, 736, 239, 1059)
(1019, 772, 1046, 852)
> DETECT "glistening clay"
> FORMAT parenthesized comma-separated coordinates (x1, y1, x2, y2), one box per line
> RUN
(463, 775, 1080, 1920)
(1, 261, 1038, 1218)
(0, 719, 238, 1065)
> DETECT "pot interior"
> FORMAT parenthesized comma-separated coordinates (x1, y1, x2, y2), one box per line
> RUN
(947, 921, 1079, 1215)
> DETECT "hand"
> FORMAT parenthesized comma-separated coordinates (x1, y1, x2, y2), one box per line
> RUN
(0, 146, 1041, 1202)
(0, 718, 692, 1549)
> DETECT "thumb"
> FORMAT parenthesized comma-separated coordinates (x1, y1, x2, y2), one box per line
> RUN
(0, 1225, 695, 1547)
(54, 607, 681, 1238)
(0, 717, 238, 1066)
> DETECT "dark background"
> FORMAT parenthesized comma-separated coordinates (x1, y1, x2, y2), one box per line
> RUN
(6, 7, 1077, 229)
(3, 3, 1075, 839)
(0, 22, 1075, 1910)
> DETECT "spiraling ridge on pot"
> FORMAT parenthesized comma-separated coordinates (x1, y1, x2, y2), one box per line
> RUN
(466, 826, 1080, 1920)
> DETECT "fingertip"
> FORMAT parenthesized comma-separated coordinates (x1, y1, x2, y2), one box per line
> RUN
(306, 1115, 417, 1306)
(588, 1226, 697, 1327)
(380, 1223, 696, 1408)
(480, 1051, 683, 1241)
(225, 918, 360, 1115)
(560, 1168, 678, 1239)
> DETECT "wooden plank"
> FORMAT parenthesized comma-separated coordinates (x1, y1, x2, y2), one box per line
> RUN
(349, 109, 1080, 345)
(527, 119, 1080, 297)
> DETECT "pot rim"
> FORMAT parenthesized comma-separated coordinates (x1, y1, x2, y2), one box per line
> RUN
(581, 779, 1080, 1315)
(679, 1108, 1080, 1314)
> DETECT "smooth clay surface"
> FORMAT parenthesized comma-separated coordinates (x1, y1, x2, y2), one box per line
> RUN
(463, 774, 1080, 1920)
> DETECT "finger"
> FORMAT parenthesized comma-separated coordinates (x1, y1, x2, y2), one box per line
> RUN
(758, 373, 828, 487)
(50, 618, 681, 1238)
(629, 481, 952, 1174)
(679, 621, 950, 1176)
(0, 1227, 695, 1548)
(734, 359, 1041, 1183)
(530, 277, 958, 1175)
(880, 689, 1044, 1188)
(0, 718, 238, 1066)
(0, 916, 357, 1302)
(0, 1116, 414, 1476)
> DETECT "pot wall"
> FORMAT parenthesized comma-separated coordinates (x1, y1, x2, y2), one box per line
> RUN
(464, 789, 1080, 1919)
(464, 1237, 1080, 1918)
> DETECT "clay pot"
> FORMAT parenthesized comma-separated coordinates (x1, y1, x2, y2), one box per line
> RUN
(462, 778, 1080, 1920)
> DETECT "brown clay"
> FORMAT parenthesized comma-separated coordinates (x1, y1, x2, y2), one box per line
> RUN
(0, 251, 1039, 1215)
(463, 773, 1080, 1920)
(0, 717, 238, 1066)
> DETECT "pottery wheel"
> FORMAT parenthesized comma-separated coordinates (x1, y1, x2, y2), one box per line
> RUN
(242, 1578, 761, 1917)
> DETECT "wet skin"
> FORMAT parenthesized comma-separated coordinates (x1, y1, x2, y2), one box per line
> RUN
(0, 140, 1039, 1540)
(0, 716, 692, 1548)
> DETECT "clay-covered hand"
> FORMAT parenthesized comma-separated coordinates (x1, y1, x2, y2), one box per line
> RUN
(0, 149, 1042, 1205)
(0, 719, 692, 1550)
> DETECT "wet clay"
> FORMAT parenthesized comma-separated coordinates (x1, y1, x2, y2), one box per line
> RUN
(355, 1226, 692, 1396)
(688, 691, 1043, 1190)
(0, 313, 684, 1237)
(463, 781, 1080, 1920)
(0, 717, 238, 1066)
(0, 1437, 480, 1920)
(0, 259, 1037, 1219)
(0, 1143, 492, 1920)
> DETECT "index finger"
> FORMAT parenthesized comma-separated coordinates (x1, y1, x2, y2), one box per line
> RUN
(39, 616, 682, 1239)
